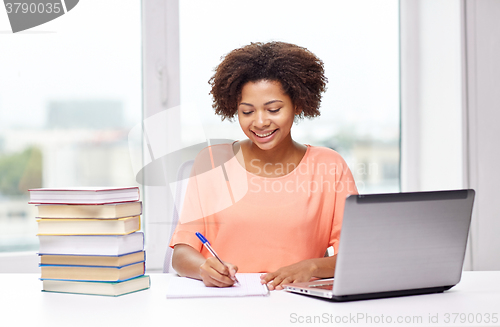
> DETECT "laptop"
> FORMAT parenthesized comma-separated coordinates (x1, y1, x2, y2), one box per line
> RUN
(283, 189, 475, 301)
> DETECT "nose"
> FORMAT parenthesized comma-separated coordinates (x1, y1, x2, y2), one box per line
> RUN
(254, 110, 270, 129)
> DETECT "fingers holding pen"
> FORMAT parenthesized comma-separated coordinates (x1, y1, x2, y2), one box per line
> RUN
(225, 262, 239, 282)
(200, 257, 238, 287)
(195, 232, 239, 286)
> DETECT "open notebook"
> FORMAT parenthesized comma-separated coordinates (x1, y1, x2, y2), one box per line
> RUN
(166, 273, 269, 298)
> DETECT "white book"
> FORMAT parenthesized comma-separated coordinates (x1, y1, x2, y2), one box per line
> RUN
(29, 187, 140, 205)
(166, 273, 269, 299)
(37, 216, 140, 235)
(38, 232, 144, 256)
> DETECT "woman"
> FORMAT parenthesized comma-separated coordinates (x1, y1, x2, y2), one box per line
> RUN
(170, 41, 357, 290)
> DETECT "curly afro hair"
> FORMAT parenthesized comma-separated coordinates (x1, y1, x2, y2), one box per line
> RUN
(209, 41, 327, 121)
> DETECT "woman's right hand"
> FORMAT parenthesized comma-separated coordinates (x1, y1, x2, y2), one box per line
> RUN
(199, 257, 238, 287)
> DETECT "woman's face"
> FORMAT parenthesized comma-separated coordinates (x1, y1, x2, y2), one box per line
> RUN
(237, 80, 298, 151)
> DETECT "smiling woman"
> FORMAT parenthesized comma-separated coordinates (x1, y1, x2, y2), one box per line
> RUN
(169, 41, 358, 291)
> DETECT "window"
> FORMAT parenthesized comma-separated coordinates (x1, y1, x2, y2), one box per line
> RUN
(1, 0, 399, 270)
(0, 1, 142, 253)
(178, 0, 400, 194)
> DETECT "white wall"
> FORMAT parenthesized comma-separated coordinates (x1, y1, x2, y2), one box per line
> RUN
(401, 0, 500, 271)
(401, 0, 463, 193)
(464, 0, 500, 271)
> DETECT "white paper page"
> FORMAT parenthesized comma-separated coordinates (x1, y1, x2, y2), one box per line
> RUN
(166, 273, 269, 298)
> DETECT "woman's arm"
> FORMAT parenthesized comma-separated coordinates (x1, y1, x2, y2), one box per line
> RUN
(172, 244, 238, 287)
(259, 255, 337, 290)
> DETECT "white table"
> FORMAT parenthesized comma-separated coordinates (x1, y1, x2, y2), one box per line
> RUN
(1, 272, 499, 327)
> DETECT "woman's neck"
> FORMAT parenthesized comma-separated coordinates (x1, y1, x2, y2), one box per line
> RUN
(246, 138, 301, 164)
(235, 136, 307, 178)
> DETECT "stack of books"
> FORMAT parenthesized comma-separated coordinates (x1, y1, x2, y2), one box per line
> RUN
(29, 187, 150, 296)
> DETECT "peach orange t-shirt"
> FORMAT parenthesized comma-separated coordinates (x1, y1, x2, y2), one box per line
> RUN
(169, 144, 357, 273)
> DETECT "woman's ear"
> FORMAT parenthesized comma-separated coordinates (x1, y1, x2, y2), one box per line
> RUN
(295, 106, 303, 116)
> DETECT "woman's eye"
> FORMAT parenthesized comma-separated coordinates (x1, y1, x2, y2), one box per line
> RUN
(269, 108, 281, 113)
(242, 111, 253, 115)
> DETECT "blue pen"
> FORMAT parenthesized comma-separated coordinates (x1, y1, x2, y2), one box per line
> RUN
(196, 232, 239, 284)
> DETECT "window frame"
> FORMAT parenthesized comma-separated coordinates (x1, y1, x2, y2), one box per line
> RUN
(141, 0, 181, 272)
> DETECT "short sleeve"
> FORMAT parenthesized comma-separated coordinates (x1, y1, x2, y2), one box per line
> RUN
(168, 161, 205, 252)
(167, 144, 236, 251)
(329, 160, 358, 254)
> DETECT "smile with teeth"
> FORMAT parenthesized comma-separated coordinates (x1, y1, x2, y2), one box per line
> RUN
(253, 129, 277, 138)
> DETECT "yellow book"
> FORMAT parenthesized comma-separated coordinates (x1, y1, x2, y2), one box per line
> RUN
(39, 251, 145, 267)
(42, 275, 150, 296)
(36, 202, 142, 219)
(37, 216, 140, 235)
(41, 262, 145, 282)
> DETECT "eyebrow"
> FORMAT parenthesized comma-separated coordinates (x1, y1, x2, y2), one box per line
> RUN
(239, 100, 284, 107)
